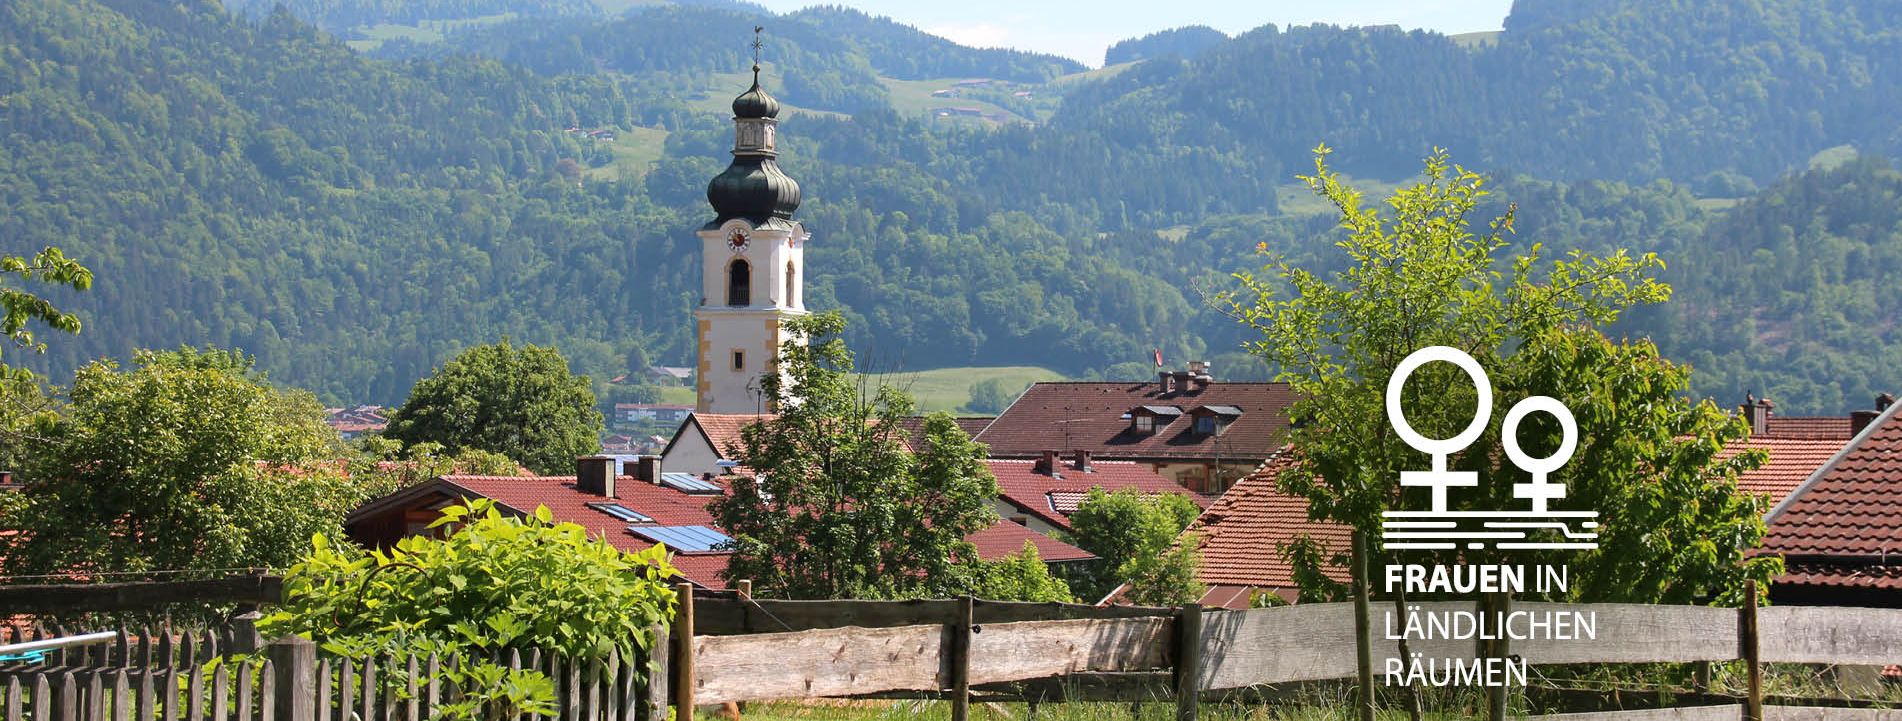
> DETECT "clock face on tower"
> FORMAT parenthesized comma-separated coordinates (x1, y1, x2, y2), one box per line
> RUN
(726, 227, 750, 252)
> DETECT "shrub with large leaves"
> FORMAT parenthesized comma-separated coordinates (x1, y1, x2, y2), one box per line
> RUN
(261, 499, 678, 719)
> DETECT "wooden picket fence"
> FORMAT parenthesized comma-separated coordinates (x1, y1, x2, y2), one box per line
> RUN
(0, 624, 662, 721)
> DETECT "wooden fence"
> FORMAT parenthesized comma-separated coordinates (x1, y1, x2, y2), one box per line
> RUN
(674, 583, 1902, 721)
(9, 575, 1902, 721)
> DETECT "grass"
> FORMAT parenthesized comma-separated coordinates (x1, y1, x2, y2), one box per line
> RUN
(1808, 144, 1859, 172)
(343, 13, 517, 52)
(1448, 30, 1502, 49)
(878, 77, 1036, 125)
(854, 366, 1066, 414)
(1048, 61, 1142, 86)
(719, 698, 1487, 721)
(584, 125, 670, 182)
(657, 385, 695, 406)
(686, 69, 851, 120)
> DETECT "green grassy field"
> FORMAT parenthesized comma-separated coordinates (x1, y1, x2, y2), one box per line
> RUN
(343, 13, 517, 52)
(1449, 30, 1502, 49)
(584, 125, 670, 181)
(657, 385, 696, 406)
(878, 78, 1041, 124)
(855, 366, 1066, 414)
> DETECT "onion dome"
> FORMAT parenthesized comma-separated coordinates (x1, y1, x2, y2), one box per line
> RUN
(707, 157, 801, 224)
(731, 66, 781, 119)
(707, 68, 800, 225)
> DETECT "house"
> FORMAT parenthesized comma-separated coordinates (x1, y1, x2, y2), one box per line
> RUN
(663, 413, 994, 480)
(986, 451, 1211, 536)
(344, 455, 1091, 590)
(660, 413, 768, 478)
(324, 405, 389, 440)
(1759, 395, 1902, 605)
(614, 403, 692, 426)
(976, 364, 1296, 493)
(640, 367, 694, 385)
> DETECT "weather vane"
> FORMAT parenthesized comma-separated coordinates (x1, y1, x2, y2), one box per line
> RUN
(750, 26, 764, 76)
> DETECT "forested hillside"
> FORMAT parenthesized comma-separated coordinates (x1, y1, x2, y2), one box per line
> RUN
(4, 0, 1901, 413)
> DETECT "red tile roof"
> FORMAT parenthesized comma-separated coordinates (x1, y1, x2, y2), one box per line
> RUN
(985, 458, 1211, 530)
(1762, 416, 1855, 440)
(969, 520, 1093, 563)
(1722, 437, 1849, 502)
(975, 381, 1295, 461)
(895, 416, 996, 450)
(1180, 451, 1350, 593)
(1762, 402, 1902, 590)
(686, 413, 772, 458)
(352, 469, 1092, 590)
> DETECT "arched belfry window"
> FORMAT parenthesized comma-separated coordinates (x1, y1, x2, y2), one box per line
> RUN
(785, 261, 797, 307)
(727, 259, 751, 307)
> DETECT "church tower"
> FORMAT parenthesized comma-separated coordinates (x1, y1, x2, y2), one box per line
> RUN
(694, 65, 807, 414)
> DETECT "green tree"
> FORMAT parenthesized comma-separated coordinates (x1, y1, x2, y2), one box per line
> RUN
(385, 340, 603, 475)
(351, 437, 523, 498)
(261, 498, 678, 720)
(1063, 488, 1203, 603)
(962, 377, 1022, 414)
(2, 246, 92, 380)
(1, 347, 359, 576)
(1225, 147, 1774, 605)
(710, 311, 1000, 599)
(958, 541, 1076, 603)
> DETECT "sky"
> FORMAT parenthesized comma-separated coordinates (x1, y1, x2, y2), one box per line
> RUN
(747, 0, 1516, 68)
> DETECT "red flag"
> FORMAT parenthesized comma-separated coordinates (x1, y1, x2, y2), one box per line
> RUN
(1153, 349, 1164, 367)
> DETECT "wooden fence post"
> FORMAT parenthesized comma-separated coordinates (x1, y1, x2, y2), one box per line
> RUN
(268, 636, 317, 721)
(672, 583, 695, 721)
(230, 612, 264, 655)
(1741, 579, 1762, 721)
(1173, 603, 1203, 721)
(1351, 531, 1375, 721)
(948, 596, 974, 721)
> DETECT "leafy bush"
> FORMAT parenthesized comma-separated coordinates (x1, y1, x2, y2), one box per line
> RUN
(261, 499, 678, 719)
(959, 541, 1076, 603)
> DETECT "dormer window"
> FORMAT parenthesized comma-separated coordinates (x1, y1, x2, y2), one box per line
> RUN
(1128, 405, 1183, 434)
(1189, 405, 1244, 436)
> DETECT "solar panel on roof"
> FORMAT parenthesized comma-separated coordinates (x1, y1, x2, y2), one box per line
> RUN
(628, 525, 732, 553)
(587, 502, 652, 524)
(659, 472, 723, 494)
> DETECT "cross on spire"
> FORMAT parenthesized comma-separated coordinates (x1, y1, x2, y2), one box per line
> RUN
(750, 26, 764, 78)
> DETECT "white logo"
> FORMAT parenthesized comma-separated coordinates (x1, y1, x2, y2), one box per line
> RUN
(1381, 346, 1598, 551)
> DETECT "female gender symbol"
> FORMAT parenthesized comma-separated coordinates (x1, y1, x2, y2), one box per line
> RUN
(1386, 345, 1491, 514)
(1501, 395, 1577, 513)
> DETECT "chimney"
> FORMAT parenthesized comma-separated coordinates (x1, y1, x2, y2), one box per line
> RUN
(1072, 449, 1093, 473)
(1739, 395, 1770, 436)
(1036, 449, 1063, 478)
(576, 455, 618, 498)
(1880, 393, 1897, 412)
(633, 455, 663, 485)
(1158, 371, 1173, 395)
(1852, 410, 1880, 437)
(1174, 371, 1195, 394)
